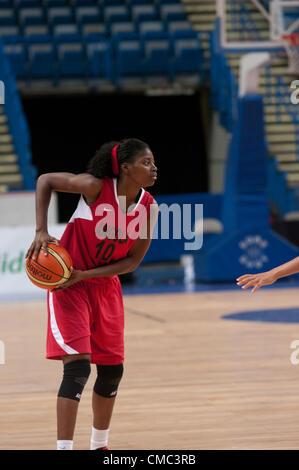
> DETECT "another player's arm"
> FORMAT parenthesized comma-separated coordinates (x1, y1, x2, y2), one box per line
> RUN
(26, 172, 102, 260)
(237, 256, 299, 292)
(53, 201, 159, 290)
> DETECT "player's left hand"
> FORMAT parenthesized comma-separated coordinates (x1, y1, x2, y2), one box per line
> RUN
(52, 267, 84, 292)
(236, 270, 277, 293)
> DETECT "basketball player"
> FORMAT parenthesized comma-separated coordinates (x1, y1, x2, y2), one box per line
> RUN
(237, 256, 299, 292)
(25, 138, 158, 450)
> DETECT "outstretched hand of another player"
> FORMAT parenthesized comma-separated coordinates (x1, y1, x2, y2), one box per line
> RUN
(52, 267, 84, 292)
(236, 271, 278, 293)
(25, 230, 60, 260)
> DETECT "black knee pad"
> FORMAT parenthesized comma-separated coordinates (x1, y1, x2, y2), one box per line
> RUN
(93, 363, 124, 398)
(58, 359, 91, 402)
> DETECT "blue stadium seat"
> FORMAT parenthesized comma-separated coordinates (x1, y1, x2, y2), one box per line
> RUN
(27, 43, 57, 78)
(0, 0, 13, 7)
(111, 30, 139, 42)
(0, 25, 21, 43)
(157, 0, 180, 4)
(23, 24, 50, 38)
(173, 37, 202, 76)
(47, 7, 73, 25)
(103, 6, 130, 23)
(172, 29, 198, 39)
(44, 0, 69, 6)
(115, 35, 144, 80)
(139, 20, 164, 34)
(81, 23, 107, 37)
(15, 0, 42, 6)
(131, 5, 158, 23)
(100, 0, 126, 5)
(86, 40, 112, 79)
(0, 9, 16, 25)
(70, 0, 96, 5)
(57, 42, 86, 77)
(167, 20, 193, 33)
(75, 6, 102, 24)
(4, 43, 26, 77)
(53, 23, 81, 42)
(143, 32, 172, 78)
(159, 4, 186, 22)
(110, 21, 136, 36)
(19, 7, 45, 26)
(128, 0, 154, 4)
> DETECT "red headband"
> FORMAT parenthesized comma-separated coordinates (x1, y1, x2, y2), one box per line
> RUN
(111, 145, 119, 176)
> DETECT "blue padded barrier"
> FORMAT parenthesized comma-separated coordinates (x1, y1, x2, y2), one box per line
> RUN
(193, 95, 299, 282)
(142, 193, 223, 264)
(267, 158, 298, 216)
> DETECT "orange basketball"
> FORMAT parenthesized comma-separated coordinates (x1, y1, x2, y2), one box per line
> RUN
(25, 243, 73, 290)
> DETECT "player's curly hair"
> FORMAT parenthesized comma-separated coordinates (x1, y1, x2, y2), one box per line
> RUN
(87, 138, 150, 179)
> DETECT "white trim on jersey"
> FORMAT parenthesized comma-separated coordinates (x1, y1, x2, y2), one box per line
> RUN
(69, 195, 93, 223)
(48, 292, 79, 355)
(113, 178, 145, 213)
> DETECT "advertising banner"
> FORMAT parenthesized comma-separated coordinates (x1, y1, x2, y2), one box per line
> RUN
(0, 224, 66, 299)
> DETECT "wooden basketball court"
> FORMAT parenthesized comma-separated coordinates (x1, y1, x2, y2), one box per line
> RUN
(1, 286, 299, 450)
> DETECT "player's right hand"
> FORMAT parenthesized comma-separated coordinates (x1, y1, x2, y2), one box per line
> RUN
(236, 271, 277, 293)
(25, 230, 59, 260)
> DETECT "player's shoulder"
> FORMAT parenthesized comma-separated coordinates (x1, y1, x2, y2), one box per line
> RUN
(77, 173, 103, 202)
(77, 173, 103, 190)
(77, 172, 102, 185)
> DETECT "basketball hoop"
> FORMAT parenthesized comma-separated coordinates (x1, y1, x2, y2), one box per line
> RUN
(282, 33, 299, 74)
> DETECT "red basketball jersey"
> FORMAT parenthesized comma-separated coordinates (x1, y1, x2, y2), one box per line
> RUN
(59, 177, 154, 271)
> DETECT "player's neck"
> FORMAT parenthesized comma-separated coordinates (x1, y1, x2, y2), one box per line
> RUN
(116, 178, 142, 211)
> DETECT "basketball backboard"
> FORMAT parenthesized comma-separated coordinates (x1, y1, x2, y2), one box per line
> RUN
(216, 0, 298, 50)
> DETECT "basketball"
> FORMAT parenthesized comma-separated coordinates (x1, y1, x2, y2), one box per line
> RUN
(25, 243, 73, 290)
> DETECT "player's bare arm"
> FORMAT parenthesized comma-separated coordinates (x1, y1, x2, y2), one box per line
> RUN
(53, 201, 159, 291)
(26, 172, 102, 260)
(237, 256, 299, 292)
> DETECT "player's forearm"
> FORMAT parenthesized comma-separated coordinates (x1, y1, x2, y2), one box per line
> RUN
(271, 256, 299, 280)
(80, 256, 139, 280)
(35, 174, 52, 232)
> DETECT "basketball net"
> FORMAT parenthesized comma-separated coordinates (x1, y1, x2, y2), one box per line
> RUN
(282, 33, 299, 74)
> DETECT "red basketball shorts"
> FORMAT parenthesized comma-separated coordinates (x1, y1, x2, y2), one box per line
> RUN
(46, 275, 124, 365)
